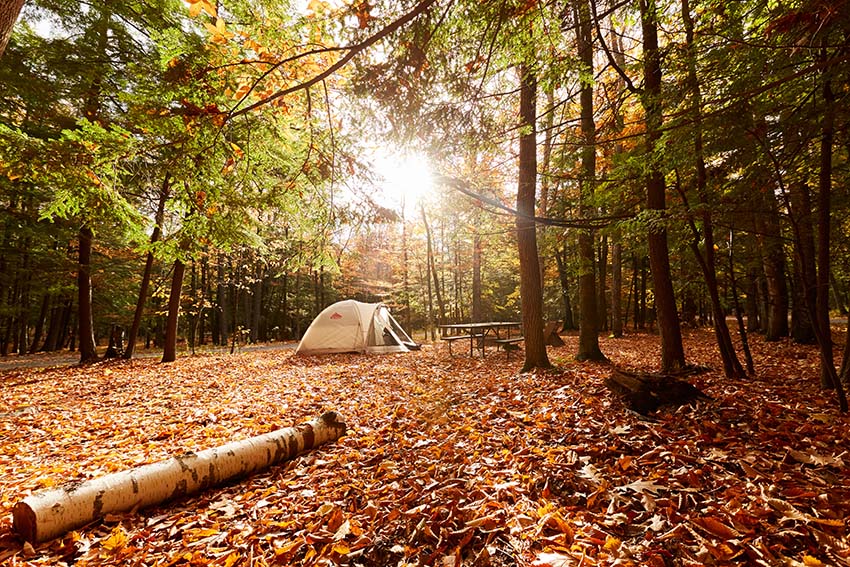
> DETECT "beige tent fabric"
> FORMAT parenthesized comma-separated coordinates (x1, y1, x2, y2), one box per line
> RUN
(295, 300, 413, 355)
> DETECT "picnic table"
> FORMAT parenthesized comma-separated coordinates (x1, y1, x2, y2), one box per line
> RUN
(438, 321, 522, 356)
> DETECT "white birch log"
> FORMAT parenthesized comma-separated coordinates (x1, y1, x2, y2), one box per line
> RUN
(13, 411, 346, 543)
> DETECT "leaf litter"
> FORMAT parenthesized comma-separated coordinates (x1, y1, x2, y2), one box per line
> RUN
(0, 328, 847, 566)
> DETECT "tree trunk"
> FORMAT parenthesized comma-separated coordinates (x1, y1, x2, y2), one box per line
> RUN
(402, 202, 412, 330)
(472, 230, 482, 323)
(162, 258, 186, 363)
(611, 238, 623, 337)
(597, 236, 608, 332)
(77, 226, 98, 363)
(217, 253, 230, 346)
(0, 0, 25, 57)
(555, 247, 576, 331)
(13, 412, 347, 544)
(641, 0, 685, 372)
(125, 175, 169, 359)
(815, 61, 838, 393)
(421, 204, 445, 325)
(250, 265, 263, 344)
(28, 292, 50, 354)
(678, 0, 746, 379)
(575, 0, 605, 361)
(727, 230, 755, 375)
(754, 179, 789, 340)
(746, 267, 760, 332)
(516, 64, 550, 371)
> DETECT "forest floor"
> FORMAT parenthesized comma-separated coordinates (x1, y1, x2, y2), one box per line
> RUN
(0, 328, 848, 567)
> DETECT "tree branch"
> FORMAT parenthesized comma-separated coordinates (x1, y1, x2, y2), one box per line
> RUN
(228, 0, 440, 119)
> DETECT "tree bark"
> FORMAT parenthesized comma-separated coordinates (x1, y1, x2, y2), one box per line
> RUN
(815, 61, 837, 391)
(28, 292, 50, 354)
(421, 204, 445, 326)
(0, 0, 25, 58)
(611, 238, 623, 337)
(516, 64, 551, 371)
(162, 258, 186, 363)
(641, 0, 685, 372)
(678, 0, 746, 378)
(575, 0, 605, 361)
(77, 226, 98, 363)
(125, 174, 169, 359)
(13, 412, 347, 544)
(472, 230, 482, 322)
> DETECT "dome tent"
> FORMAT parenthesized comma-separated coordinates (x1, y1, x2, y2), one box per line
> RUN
(295, 300, 417, 355)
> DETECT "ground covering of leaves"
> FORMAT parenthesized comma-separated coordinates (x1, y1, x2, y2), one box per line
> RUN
(0, 329, 848, 567)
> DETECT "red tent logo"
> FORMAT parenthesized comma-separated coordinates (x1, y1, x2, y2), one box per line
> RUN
(329, 312, 343, 320)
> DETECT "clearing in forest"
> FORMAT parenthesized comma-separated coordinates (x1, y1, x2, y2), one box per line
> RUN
(0, 329, 848, 566)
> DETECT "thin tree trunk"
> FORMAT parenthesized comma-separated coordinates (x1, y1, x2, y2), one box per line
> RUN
(597, 236, 608, 332)
(575, 0, 605, 361)
(77, 226, 98, 363)
(516, 64, 550, 371)
(815, 58, 837, 392)
(421, 204, 445, 325)
(679, 0, 746, 378)
(472, 230, 482, 323)
(611, 239, 623, 337)
(727, 230, 755, 374)
(402, 200, 412, 330)
(162, 259, 186, 363)
(125, 174, 169, 359)
(28, 293, 50, 354)
(555, 247, 576, 331)
(641, 0, 685, 371)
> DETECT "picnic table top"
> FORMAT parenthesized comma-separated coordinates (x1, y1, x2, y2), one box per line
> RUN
(437, 321, 521, 330)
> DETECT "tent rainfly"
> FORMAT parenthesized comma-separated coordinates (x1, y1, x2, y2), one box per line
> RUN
(295, 300, 418, 355)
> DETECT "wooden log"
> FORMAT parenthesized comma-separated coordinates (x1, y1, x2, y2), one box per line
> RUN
(605, 367, 710, 415)
(13, 411, 347, 543)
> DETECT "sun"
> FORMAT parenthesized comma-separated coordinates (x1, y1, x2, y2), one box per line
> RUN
(373, 150, 435, 210)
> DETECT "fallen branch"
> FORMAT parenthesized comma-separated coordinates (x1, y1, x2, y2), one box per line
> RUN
(13, 411, 347, 543)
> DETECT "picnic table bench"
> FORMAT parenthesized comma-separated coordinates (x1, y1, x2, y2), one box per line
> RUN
(440, 333, 485, 356)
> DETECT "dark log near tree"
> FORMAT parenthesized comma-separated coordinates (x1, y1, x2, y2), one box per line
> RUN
(13, 412, 347, 543)
(606, 367, 711, 415)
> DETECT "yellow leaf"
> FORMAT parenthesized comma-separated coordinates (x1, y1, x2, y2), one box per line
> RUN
(188, 2, 202, 17)
(803, 556, 824, 567)
(101, 526, 128, 553)
(230, 142, 245, 159)
(215, 17, 226, 34)
(332, 542, 350, 555)
(603, 536, 621, 550)
(201, 0, 217, 17)
(222, 552, 240, 567)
